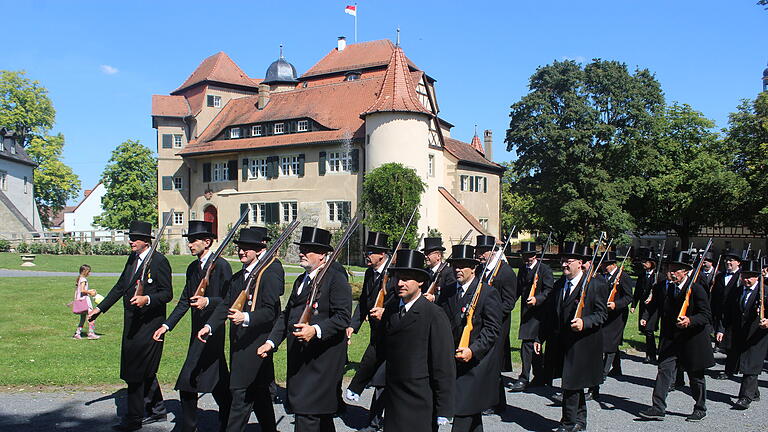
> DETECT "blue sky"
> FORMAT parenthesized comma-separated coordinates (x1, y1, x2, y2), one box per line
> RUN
(1, 1, 766, 202)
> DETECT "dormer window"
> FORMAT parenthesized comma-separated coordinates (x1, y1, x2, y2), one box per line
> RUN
(252, 125, 262, 136)
(230, 127, 241, 139)
(297, 120, 308, 132)
(274, 123, 284, 134)
(344, 72, 361, 81)
(207, 95, 222, 108)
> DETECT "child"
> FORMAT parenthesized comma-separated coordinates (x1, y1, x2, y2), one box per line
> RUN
(74, 264, 99, 340)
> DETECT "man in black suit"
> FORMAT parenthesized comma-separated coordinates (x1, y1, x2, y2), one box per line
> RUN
(197, 227, 283, 432)
(346, 231, 396, 432)
(444, 245, 502, 432)
(474, 235, 517, 413)
(632, 248, 660, 364)
(711, 249, 744, 380)
(352, 249, 456, 431)
(152, 221, 232, 432)
(639, 252, 714, 423)
(510, 241, 553, 392)
(422, 237, 458, 303)
(716, 259, 768, 410)
(258, 227, 352, 432)
(698, 251, 717, 290)
(88, 221, 173, 431)
(537, 242, 608, 432)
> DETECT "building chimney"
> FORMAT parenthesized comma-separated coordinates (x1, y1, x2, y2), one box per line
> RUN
(483, 129, 493, 160)
(84, 189, 92, 197)
(258, 83, 270, 109)
(337, 36, 347, 51)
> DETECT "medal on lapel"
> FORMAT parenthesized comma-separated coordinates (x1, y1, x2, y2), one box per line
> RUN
(147, 270, 153, 284)
(313, 302, 319, 315)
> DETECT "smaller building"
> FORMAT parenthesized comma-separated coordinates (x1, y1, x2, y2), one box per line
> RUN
(0, 128, 42, 233)
(63, 182, 106, 232)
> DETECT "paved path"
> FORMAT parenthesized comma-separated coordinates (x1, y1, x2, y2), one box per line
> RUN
(1, 352, 765, 431)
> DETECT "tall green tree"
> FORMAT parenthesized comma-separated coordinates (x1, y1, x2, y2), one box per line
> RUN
(0, 71, 56, 146)
(724, 92, 768, 234)
(94, 140, 157, 229)
(505, 59, 664, 243)
(360, 163, 425, 248)
(632, 103, 747, 246)
(26, 134, 81, 227)
(499, 162, 540, 234)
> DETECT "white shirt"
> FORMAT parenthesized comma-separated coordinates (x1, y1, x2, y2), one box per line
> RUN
(135, 248, 152, 305)
(724, 270, 737, 286)
(527, 259, 538, 270)
(241, 253, 264, 327)
(459, 277, 474, 298)
(399, 291, 422, 313)
(431, 262, 443, 274)
(266, 264, 323, 349)
(199, 250, 212, 269)
(564, 271, 583, 300)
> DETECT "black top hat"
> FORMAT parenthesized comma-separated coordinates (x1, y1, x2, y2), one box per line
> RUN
(233, 227, 268, 247)
(422, 237, 446, 253)
(740, 260, 761, 276)
(701, 250, 716, 263)
(516, 241, 538, 255)
(761, 256, 767, 269)
(600, 251, 618, 264)
(365, 231, 390, 252)
(183, 220, 216, 238)
(635, 247, 656, 262)
(474, 235, 496, 251)
(250, 226, 271, 242)
(128, 221, 154, 239)
(666, 251, 694, 269)
(388, 249, 431, 279)
(448, 245, 480, 266)
(721, 248, 744, 261)
(294, 226, 333, 251)
(559, 241, 585, 260)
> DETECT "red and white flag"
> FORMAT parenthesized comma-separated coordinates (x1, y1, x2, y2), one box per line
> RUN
(344, 5, 357, 16)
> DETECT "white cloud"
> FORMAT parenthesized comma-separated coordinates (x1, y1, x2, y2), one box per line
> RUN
(100, 65, 119, 75)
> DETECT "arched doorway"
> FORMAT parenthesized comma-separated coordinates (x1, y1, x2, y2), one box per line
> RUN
(204, 205, 218, 239)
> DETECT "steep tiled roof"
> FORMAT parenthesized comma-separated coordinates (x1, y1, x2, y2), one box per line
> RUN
(361, 46, 432, 117)
(470, 133, 484, 154)
(151, 95, 191, 117)
(0, 128, 35, 167)
(173, 52, 259, 94)
(301, 39, 417, 78)
(438, 187, 488, 235)
(443, 137, 504, 172)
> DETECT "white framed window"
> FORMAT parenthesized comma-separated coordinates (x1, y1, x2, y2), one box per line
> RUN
(280, 155, 300, 176)
(230, 127, 241, 139)
(297, 120, 308, 132)
(173, 134, 183, 148)
(212, 161, 230, 182)
(328, 151, 351, 173)
(173, 177, 183, 190)
(0, 138, 4, 151)
(251, 125, 262, 136)
(212, 95, 221, 107)
(428, 154, 435, 177)
(274, 123, 284, 134)
(479, 218, 489, 230)
(249, 203, 267, 225)
(0, 171, 6, 191)
(282, 201, 298, 223)
(249, 158, 267, 179)
(327, 201, 351, 222)
(173, 212, 184, 225)
(190, 211, 197, 220)
(10, 143, 16, 154)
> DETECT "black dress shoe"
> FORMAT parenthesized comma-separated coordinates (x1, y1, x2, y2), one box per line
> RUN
(112, 422, 141, 431)
(608, 368, 622, 377)
(509, 381, 527, 392)
(585, 388, 599, 401)
(551, 392, 563, 404)
(554, 425, 577, 432)
(752, 393, 760, 402)
(141, 413, 166, 425)
(733, 397, 751, 410)
(713, 371, 729, 380)
(685, 409, 706, 422)
(638, 407, 665, 420)
(643, 356, 652, 364)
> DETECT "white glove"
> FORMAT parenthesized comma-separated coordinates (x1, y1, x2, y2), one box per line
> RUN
(344, 389, 360, 402)
(437, 416, 450, 426)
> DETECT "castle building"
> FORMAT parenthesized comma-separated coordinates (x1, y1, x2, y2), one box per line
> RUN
(152, 38, 504, 245)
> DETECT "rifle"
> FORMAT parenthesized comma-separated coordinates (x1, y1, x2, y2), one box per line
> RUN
(744, 243, 752, 261)
(759, 261, 765, 321)
(192, 208, 250, 299)
(678, 238, 713, 319)
(607, 247, 632, 303)
(483, 227, 517, 286)
(373, 205, 419, 308)
(230, 219, 301, 312)
(298, 214, 361, 325)
(573, 232, 605, 320)
(708, 254, 721, 294)
(528, 232, 553, 301)
(134, 209, 175, 298)
(426, 229, 473, 297)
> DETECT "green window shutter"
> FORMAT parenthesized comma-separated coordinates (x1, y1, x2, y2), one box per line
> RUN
(161, 134, 172, 149)
(350, 148, 360, 172)
(207, 95, 214, 107)
(240, 203, 249, 222)
(318, 151, 327, 176)
(162, 212, 170, 225)
(203, 163, 211, 182)
(266, 202, 279, 224)
(298, 154, 305, 177)
(161, 176, 173, 190)
(342, 202, 351, 223)
(242, 158, 249, 181)
(271, 156, 280, 178)
(228, 160, 237, 181)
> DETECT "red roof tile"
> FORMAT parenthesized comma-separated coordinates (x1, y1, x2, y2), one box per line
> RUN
(301, 40, 417, 78)
(173, 52, 258, 94)
(443, 137, 504, 171)
(361, 46, 432, 117)
(438, 187, 488, 235)
(470, 133, 484, 155)
(152, 95, 191, 117)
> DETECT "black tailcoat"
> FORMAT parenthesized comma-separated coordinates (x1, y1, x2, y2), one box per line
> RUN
(98, 252, 173, 382)
(165, 256, 232, 392)
(711, 270, 741, 334)
(633, 270, 659, 332)
(517, 261, 554, 340)
(541, 273, 608, 390)
(721, 285, 768, 375)
(443, 277, 502, 415)
(424, 262, 458, 303)
(208, 258, 284, 389)
(480, 261, 518, 371)
(649, 278, 714, 371)
(268, 265, 352, 415)
(602, 270, 634, 352)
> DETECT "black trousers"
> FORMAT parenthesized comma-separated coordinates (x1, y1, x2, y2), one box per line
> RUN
(644, 330, 657, 359)
(451, 414, 483, 432)
(294, 414, 335, 432)
(652, 355, 706, 412)
(367, 387, 385, 428)
(125, 375, 165, 423)
(519, 340, 544, 383)
(228, 384, 276, 432)
(738, 374, 760, 400)
(179, 382, 231, 432)
(561, 389, 586, 428)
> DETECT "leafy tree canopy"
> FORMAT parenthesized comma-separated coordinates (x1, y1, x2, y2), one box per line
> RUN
(0, 70, 55, 146)
(26, 134, 81, 227)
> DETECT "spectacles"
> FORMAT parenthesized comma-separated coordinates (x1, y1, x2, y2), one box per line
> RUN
(561, 259, 579, 265)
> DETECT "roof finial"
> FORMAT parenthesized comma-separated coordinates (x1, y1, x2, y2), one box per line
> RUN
(396, 27, 400, 47)
(279, 44, 284, 59)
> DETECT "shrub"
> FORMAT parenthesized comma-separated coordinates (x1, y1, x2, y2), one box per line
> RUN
(0, 239, 10, 252)
(92, 242, 130, 255)
(17, 242, 29, 253)
(158, 237, 169, 254)
(172, 242, 181, 255)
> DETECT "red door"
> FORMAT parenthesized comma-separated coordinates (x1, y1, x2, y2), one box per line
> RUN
(204, 205, 218, 238)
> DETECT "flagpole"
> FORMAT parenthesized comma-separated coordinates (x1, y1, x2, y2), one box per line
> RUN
(354, 3, 358, 43)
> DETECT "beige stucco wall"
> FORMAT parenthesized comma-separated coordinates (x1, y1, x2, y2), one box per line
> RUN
(191, 85, 256, 139)
(442, 156, 501, 238)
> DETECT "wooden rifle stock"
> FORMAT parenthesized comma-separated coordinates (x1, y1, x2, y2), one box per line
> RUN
(134, 209, 175, 297)
(607, 247, 631, 303)
(573, 233, 606, 320)
(193, 208, 250, 298)
(426, 230, 473, 297)
(678, 238, 713, 319)
(708, 254, 721, 294)
(458, 281, 482, 349)
(528, 232, 552, 300)
(759, 265, 765, 321)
